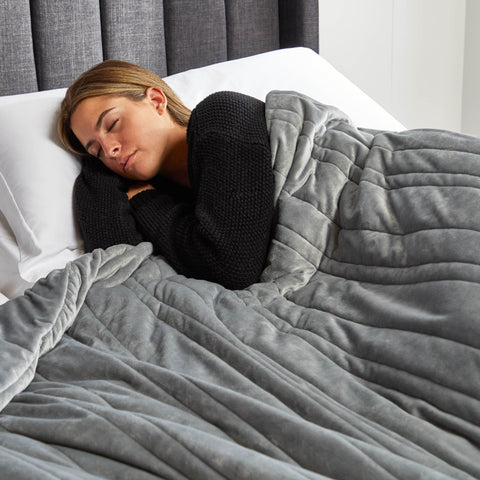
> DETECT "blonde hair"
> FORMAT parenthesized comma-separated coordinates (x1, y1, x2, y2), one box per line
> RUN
(58, 60, 191, 155)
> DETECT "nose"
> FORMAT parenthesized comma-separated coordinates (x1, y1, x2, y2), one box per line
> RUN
(101, 137, 121, 159)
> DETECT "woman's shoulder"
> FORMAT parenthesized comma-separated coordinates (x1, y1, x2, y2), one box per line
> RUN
(196, 90, 263, 110)
(189, 91, 267, 141)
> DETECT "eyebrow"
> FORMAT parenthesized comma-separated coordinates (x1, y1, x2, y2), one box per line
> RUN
(85, 107, 116, 153)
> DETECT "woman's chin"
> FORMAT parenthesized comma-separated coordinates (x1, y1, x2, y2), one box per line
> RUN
(123, 171, 153, 182)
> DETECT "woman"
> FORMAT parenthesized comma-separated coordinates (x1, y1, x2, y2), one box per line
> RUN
(58, 60, 274, 290)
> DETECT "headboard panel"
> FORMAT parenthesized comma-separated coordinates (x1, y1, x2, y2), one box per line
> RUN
(31, 1, 105, 92)
(2, 0, 38, 95)
(164, 0, 229, 75)
(0, 0, 318, 96)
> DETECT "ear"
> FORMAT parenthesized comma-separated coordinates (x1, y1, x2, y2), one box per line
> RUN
(145, 87, 168, 115)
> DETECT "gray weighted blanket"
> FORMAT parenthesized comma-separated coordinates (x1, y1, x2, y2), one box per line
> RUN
(1, 91, 480, 479)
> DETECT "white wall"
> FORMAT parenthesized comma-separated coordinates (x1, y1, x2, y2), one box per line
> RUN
(318, 0, 471, 133)
(462, 0, 480, 135)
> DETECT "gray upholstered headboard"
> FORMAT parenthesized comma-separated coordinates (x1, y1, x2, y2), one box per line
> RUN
(0, 0, 318, 97)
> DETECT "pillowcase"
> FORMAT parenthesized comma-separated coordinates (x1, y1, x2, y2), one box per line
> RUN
(0, 88, 83, 285)
(0, 47, 405, 300)
(165, 47, 405, 131)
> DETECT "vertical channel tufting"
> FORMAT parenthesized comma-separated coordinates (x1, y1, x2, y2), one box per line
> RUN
(278, 0, 319, 52)
(163, 0, 227, 75)
(0, 0, 37, 95)
(224, 0, 279, 60)
(100, 0, 168, 77)
(0, 0, 320, 96)
(30, 0, 103, 91)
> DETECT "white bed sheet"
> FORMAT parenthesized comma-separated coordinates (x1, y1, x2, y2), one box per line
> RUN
(0, 47, 405, 304)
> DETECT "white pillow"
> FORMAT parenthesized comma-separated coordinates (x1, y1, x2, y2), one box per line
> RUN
(165, 47, 405, 131)
(0, 89, 84, 284)
(0, 47, 404, 298)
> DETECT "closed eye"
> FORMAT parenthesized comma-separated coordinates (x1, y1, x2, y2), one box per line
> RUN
(94, 119, 119, 158)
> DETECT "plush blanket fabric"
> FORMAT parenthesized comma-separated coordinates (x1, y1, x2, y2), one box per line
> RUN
(1, 91, 480, 479)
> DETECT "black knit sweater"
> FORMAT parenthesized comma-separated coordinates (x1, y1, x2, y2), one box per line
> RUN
(73, 91, 274, 289)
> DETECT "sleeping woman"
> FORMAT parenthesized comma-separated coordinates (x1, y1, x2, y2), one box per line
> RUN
(58, 60, 274, 290)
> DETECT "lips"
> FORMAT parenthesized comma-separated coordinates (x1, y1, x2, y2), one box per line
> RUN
(122, 151, 135, 172)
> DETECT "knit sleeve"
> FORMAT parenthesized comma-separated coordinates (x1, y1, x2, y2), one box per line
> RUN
(73, 157, 144, 252)
(130, 92, 274, 289)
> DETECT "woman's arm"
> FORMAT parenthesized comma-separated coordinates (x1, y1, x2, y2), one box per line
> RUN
(74, 157, 144, 252)
(129, 92, 274, 289)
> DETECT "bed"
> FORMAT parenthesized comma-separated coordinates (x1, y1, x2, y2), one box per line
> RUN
(1, 1, 479, 479)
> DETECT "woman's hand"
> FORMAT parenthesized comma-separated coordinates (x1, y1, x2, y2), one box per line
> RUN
(127, 182, 155, 200)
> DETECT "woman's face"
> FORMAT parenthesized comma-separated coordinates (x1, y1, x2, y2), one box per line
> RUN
(70, 88, 174, 181)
